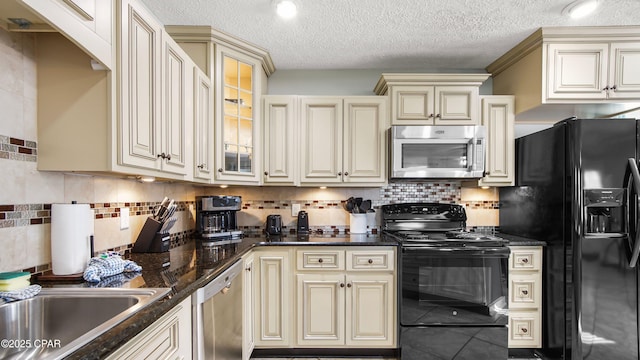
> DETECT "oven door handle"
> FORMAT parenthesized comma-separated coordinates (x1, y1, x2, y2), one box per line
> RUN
(402, 246, 511, 257)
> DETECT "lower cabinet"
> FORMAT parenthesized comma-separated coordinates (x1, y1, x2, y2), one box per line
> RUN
(106, 296, 192, 360)
(508, 246, 543, 348)
(243, 252, 256, 360)
(252, 246, 396, 352)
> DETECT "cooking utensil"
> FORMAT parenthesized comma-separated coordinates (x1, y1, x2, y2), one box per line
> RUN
(345, 197, 355, 213)
(360, 200, 371, 213)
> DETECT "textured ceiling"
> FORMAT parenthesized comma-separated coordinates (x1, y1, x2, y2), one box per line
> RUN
(142, 0, 640, 71)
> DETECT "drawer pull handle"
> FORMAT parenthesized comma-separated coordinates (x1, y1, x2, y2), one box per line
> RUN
(521, 290, 528, 295)
(318, 258, 323, 263)
(522, 328, 528, 333)
(368, 259, 373, 264)
(521, 258, 529, 264)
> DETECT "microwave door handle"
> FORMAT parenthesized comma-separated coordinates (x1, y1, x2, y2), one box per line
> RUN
(467, 140, 474, 170)
(625, 158, 640, 268)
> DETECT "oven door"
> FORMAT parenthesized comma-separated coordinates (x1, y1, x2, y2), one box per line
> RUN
(400, 245, 509, 326)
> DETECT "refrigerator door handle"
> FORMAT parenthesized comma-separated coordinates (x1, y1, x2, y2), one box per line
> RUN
(625, 157, 640, 268)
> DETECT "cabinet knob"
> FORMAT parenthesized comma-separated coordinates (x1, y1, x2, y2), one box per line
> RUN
(603, 86, 610, 91)
(521, 289, 528, 295)
(368, 259, 373, 264)
(347, 283, 352, 288)
(435, 114, 441, 118)
(264, 171, 269, 176)
(344, 172, 349, 176)
(428, 114, 434, 118)
(318, 258, 323, 263)
(157, 152, 166, 159)
(166, 154, 171, 161)
(521, 258, 529, 264)
(521, 328, 528, 333)
(218, 168, 223, 172)
(197, 164, 205, 169)
(611, 85, 617, 91)
(337, 172, 342, 176)
(340, 283, 345, 288)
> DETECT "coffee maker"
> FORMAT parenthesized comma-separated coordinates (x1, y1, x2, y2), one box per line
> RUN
(195, 195, 243, 244)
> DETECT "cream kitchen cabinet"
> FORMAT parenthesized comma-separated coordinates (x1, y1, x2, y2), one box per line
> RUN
(508, 246, 543, 349)
(242, 253, 255, 360)
(254, 249, 292, 348)
(489, 26, 640, 120)
(36, 0, 198, 181)
(167, 25, 274, 185)
(373, 73, 490, 125)
(300, 96, 388, 186)
(294, 247, 396, 348)
(546, 42, 640, 101)
(193, 65, 214, 182)
(478, 95, 515, 187)
(12, 0, 113, 69)
(263, 96, 298, 185)
(105, 296, 192, 360)
(119, 0, 191, 176)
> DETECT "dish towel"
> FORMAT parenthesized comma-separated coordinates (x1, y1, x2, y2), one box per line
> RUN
(86, 272, 141, 288)
(83, 253, 142, 283)
(0, 284, 42, 303)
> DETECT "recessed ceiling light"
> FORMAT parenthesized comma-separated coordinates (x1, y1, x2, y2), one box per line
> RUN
(276, 0, 297, 19)
(563, 0, 599, 19)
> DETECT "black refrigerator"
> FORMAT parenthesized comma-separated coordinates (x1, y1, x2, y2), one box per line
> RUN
(500, 118, 640, 360)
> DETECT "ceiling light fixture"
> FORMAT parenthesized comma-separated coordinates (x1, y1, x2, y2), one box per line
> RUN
(276, 0, 297, 19)
(563, 0, 599, 19)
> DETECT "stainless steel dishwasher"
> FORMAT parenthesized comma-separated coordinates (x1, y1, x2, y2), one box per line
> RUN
(193, 260, 243, 359)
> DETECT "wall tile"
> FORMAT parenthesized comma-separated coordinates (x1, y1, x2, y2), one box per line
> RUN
(24, 162, 65, 204)
(0, 157, 25, 204)
(0, 88, 24, 137)
(64, 173, 95, 203)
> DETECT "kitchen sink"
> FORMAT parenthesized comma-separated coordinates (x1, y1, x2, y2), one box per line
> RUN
(0, 287, 171, 360)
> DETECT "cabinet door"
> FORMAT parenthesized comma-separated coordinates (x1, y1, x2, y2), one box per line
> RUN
(193, 66, 213, 182)
(105, 297, 192, 360)
(346, 274, 394, 347)
(243, 253, 255, 360)
(215, 46, 261, 184)
(18, 0, 113, 69)
(390, 85, 435, 124)
(255, 251, 291, 346)
(608, 42, 640, 99)
(263, 96, 297, 185)
(160, 39, 188, 175)
(119, 0, 162, 170)
(479, 96, 515, 187)
(434, 86, 479, 125)
(546, 43, 609, 100)
(342, 97, 387, 184)
(300, 97, 343, 183)
(296, 273, 345, 346)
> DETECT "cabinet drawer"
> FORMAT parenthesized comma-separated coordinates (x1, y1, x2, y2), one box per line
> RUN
(509, 273, 542, 309)
(346, 250, 395, 271)
(508, 310, 541, 348)
(509, 247, 542, 271)
(297, 250, 344, 270)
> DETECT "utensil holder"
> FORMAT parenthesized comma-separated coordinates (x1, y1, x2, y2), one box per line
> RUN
(350, 214, 367, 234)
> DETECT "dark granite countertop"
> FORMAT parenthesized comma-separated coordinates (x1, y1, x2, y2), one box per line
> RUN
(63, 233, 396, 359)
(496, 233, 547, 247)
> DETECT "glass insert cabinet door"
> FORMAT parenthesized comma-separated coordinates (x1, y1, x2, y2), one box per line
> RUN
(223, 55, 253, 173)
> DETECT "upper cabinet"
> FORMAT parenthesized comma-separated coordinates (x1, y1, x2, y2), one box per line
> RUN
(478, 96, 515, 187)
(215, 46, 262, 183)
(167, 25, 275, 185)
(263, 96, 298, 185)
(488, 26, 640, 122)
(299, 96, 388, 186)
(5, 0, 114, 69)
(374, 73, 490, 125)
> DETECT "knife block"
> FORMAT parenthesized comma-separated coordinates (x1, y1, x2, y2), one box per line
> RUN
(132, 218, 164, 253)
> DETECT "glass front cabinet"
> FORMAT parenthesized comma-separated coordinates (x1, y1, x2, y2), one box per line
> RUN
(215, 45, 265, 184)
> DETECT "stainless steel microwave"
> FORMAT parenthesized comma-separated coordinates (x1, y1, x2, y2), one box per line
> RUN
(390, 125, 485, 179)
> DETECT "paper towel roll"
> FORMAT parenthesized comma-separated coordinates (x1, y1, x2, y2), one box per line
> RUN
(51, 203, 93, 275)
